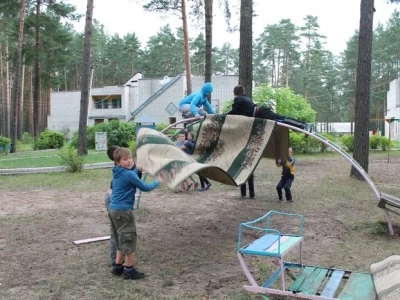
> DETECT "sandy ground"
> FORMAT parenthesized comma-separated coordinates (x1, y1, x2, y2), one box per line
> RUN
(1, 154, 400, 299)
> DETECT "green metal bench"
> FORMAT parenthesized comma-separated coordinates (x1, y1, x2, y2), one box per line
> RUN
(237, 211, 304, 291)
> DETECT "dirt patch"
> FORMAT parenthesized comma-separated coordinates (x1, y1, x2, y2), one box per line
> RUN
(1, 154, 400, 299)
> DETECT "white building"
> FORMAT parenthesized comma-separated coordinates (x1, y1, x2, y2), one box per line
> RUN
(385, 78, 400, 141)
(47, 73, 238, 139)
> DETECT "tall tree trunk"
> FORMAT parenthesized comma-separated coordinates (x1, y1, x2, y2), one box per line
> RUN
(10, 0, 26, 153)
(350, 0, 374, 179)
(204, 0, 213, 91)
(285, 55, 289, 88)
(77, 0, 94, 156)
(181, 0, 192, 95)
(28, 67, 34, 136)
(75, 62, 79, 89)
(18, 64, 25, 139)
(64, 67, 67, 91)
(1, 42, 10, 137)
(42, 88, 50, 130)
(239, 0, 253, 98)
(0, 43, 4, 136)
(34, 0, 41, 137)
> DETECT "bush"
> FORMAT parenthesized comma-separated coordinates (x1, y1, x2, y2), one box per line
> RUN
(339, 134, 354, 152)
(369, 135, 381, 150)
(289, 132, 307, 153)
(70, 120, 137, 149)
(33, 129, 65, 150)
(319, 133, 336, 152)
(380, 136, 394, 151)
(20, 132, 34, 144)
(58, 147, 85, 173)
(128, 140, 137, 154)
(303, 135, 320, 153)
(0, 136, 11, 154)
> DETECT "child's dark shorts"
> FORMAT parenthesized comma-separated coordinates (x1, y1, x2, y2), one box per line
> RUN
(108, 208, 137, 254)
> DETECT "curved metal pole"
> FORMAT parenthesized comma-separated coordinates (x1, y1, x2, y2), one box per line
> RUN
(275, 122, 381, 201)
(160, 117, 204, 133)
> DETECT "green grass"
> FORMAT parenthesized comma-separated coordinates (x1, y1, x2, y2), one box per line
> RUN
(0, 149, 111, 169)
(0, 168, 111, 189)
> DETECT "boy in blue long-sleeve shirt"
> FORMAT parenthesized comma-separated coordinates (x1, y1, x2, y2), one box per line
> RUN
(108, 147, 162, 280)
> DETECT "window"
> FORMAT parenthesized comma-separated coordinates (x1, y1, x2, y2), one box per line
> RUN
(94, 98, 108, 109)
(112, 98, 121, 108)
(169, 117, 176, 125)
(95, 119, 104, 125)
(93, 95, 121, 109)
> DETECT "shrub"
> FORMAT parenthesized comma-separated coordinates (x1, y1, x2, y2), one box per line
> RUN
(70, 120, 137, 149)
(380, 136, 394, 151)
(34, 129, 65, 150)
(369, 135, 381, 150)
(339, 134, 354, 152)
(319, 133, 336, 152)
(58, 147, 85, 173)
(20, 132, 34, 144)
(303, 135, 320, 153)
(0, 136, 11, 154)
(128, 140, 137, 154)
(289, 132, 307, 153)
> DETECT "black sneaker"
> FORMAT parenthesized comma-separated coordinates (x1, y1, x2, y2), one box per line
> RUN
(124, 268, 145, 280)
(111, 265, 124, 276)
(250, 195, 256, 199)
(287, 199, 293, 203)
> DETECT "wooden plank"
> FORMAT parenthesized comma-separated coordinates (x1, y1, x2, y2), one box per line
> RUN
(242, 234, 279, 253)
(73, 236, 110, 245)
(278, 236, 302, 254)
(300, 267, 329, 295)
(289, 266, 317, 292)
(337, 272, 376, 300)
(320, 269, 345, 298)
(267, 235, 290, 252)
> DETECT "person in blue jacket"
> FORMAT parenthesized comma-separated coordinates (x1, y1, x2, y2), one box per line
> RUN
(178, 82, 216, 119)
(108, 147, 162, 280)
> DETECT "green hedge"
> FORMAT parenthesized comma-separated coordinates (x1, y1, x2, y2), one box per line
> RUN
(34, 129, 65, 150)
(70, 120, 137, 149)
(0, 136, 11, 153)
(289, 132, 336, 153)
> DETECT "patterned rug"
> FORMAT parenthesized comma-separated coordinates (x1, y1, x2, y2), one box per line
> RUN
(371, 255, 400, 299)
(136, 114, 289, 190)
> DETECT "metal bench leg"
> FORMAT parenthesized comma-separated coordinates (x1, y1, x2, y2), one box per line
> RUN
(300, 241, 303, 266)
(279, 258, 285, 291)
(383, 209, 394, 236)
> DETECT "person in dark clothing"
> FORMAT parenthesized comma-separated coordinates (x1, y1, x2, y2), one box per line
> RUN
(186, 132, 212, 192)
(241, 174, 256, 199)
(276, 148, 295, 202)
(226, 85, 311, 131)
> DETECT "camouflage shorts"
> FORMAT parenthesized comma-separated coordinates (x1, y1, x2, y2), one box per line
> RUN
(108, 208, 137, 254)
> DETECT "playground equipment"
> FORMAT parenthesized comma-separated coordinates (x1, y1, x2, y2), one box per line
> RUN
(237, 211, 377, 300)
(165, 116, 400, 236)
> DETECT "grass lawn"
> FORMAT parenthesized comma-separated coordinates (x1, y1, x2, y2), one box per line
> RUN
(0, 149, 111, 169)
